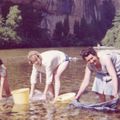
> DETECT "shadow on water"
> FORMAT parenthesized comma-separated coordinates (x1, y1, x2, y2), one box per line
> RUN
(0, 47, 120, 120)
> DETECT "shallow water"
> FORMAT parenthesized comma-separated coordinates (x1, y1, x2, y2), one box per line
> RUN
(0, 47, 120, 120)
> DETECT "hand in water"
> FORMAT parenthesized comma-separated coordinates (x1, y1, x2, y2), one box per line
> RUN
(41, 94, 46, 100)
(29, 94, 33, 100)
(50, 98, 57, 104)
(114, 94, 119, 99)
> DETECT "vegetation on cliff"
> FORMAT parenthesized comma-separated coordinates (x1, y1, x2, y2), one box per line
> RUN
(0, 0, 119, 48)
(102, 10, 120, 48)
(0, 5, 22, 48)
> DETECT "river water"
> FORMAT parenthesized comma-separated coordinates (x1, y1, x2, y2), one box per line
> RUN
(0, 47, 120, 120)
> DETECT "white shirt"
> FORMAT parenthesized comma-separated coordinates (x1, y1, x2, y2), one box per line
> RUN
(30, 50, 67, 84)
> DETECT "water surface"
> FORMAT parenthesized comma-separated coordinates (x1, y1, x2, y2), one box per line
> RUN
(0, 47, 120, 120)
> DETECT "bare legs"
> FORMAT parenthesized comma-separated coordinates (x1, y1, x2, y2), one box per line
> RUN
(98, 93, 106, 102)
(53, 61, 69, 102)
(40, 61, 69, 102)
(0, 77, 4, 99)
(98, 93, 115, 102)
(48, 83, 54, 98)
(3, 77, 11, 96)
(0, 76, 11, 99)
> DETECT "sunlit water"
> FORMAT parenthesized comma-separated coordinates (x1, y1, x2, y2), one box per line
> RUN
(0, 47, 120, 120)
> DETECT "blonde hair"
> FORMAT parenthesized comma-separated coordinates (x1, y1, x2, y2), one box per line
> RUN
(27, 51, 42, 65)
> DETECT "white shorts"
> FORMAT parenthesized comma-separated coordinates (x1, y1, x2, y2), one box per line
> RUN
(92, 73, 119, 96)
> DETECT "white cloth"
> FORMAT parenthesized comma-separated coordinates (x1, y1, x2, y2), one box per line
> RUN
(30, 50, 67, 84)
(70, 98, 120, 112)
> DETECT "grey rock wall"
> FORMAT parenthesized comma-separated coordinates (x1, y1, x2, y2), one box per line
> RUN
(1, 0, 120, 40)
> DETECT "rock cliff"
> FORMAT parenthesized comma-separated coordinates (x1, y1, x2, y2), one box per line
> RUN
(0, 0, 120, 46)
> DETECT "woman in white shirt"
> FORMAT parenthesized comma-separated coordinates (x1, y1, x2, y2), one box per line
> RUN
(28, 50, 70, 102)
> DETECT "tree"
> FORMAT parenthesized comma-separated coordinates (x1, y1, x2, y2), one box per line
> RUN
(102, 10, 120, 48)
(0, 5, 22, 48)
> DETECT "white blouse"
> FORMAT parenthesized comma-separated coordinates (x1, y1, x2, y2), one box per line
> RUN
(30, 50, 67, 84)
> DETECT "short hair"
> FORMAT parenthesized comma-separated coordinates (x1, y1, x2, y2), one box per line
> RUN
(0, 59, 3, 65)
(27, 51, 40, 60)
(80, 47, 97, 60)
(27, 51, 42, 65)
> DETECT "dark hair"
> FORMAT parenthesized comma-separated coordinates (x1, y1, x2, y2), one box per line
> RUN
(0, 59, 3, 65)
(80, 47, 97, 60)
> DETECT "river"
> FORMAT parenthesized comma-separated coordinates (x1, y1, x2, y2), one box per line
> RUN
(0, 47, 120, 120)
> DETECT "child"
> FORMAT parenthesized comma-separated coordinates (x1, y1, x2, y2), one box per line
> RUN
(0, 59, 11, 100)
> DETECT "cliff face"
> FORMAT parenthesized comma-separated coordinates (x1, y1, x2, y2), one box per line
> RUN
(0, 0, 120, 46)
(2, 0, 118, 28)
(2, 0, 120, 17)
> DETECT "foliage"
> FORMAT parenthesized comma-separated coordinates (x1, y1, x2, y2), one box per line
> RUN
(0, 5, 22, 48)
(102, 10, 120, 48)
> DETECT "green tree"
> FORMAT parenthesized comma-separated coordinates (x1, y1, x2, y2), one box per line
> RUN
(0, 5, 22, 48)
(102, 10, 120, 48)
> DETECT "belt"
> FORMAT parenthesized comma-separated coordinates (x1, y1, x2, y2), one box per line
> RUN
(106, 79, 112, 83)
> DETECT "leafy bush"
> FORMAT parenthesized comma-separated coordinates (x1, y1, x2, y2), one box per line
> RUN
(0, 5, 22, 48)
(102, 10, 120, 48)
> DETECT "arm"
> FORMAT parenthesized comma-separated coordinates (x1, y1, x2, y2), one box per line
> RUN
(29, 65, 38, 98)
(43, 66, 53, 97)
(39, 72, 42, 83)
(105, 56, 118, 97)
(75, 65, 92, 100)
(29, 84, 35, 98)
(0, 77, 5, 99)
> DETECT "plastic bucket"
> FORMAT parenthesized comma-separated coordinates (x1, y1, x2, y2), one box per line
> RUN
(56, 92, 75, 103)
(12, 88, 29, 104)
(55, 92, 75, 108)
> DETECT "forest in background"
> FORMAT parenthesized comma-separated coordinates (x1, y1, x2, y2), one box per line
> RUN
(0, 0, 120, 48)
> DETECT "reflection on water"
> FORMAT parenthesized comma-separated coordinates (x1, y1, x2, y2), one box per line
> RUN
(12, 104, 29, 113)
(0, 47, 120, 120)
